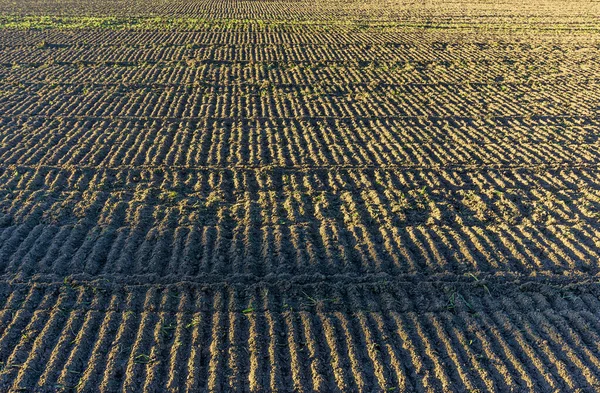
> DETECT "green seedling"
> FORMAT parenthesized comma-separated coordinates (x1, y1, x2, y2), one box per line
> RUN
(160, 190, 178, 202)
(161, 323, 177, 336)
(302, 291, 340, 307)
(467, 273, 491, 295)
(447, 291, 476, 313)
(133, 354, 154, 364)
(186, 317, 201, 329)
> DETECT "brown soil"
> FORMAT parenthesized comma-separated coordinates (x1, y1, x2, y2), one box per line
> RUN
(0, 0, 600, 391)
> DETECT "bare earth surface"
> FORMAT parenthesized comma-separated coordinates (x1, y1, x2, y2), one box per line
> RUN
(0, 0, 600, 391)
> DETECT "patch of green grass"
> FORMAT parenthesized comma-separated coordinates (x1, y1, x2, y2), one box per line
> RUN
(1, 15, 595, 32)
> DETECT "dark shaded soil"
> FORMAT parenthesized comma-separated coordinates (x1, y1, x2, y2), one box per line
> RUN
(0, 0, 600, 391)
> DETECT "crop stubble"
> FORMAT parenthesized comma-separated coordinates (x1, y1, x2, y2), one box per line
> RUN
(0, 0, 599, 391)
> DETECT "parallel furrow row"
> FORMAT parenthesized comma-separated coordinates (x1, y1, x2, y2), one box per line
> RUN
(0, 280, 598, 392)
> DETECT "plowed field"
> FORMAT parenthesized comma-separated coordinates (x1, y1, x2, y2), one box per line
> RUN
(0, 0, 600, 391)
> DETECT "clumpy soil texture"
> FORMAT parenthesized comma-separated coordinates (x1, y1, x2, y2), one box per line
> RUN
(0, 0, 600, 391)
